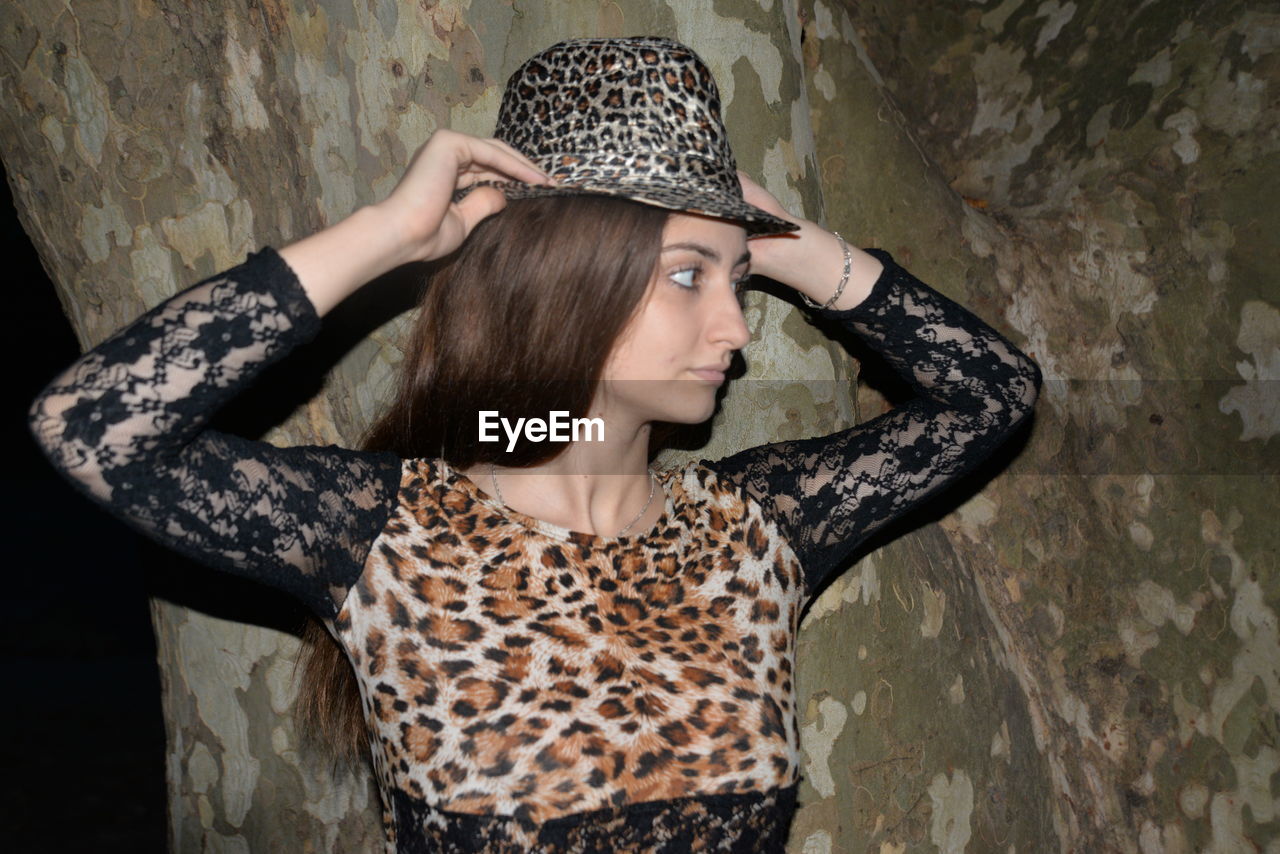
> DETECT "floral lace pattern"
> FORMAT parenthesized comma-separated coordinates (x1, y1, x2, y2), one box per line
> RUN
(391, 785, 797, 853)
(27, 250, 403, 619)
(713, 248, 1042, 593)
(28, 246, 1040, 852)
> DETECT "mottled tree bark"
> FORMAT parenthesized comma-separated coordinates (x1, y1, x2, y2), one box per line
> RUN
(789, 1, 1280, 852)
(9, 0, 1271, 851)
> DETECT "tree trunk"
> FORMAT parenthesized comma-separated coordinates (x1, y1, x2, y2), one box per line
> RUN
(788, 1, 1280, 852)
(8, 0, 1272, 851)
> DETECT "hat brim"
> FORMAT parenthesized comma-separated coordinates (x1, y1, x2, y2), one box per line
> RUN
(461, 180, 800, 236)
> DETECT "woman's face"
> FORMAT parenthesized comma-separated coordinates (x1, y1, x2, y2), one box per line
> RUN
(599, 212, 752, 425)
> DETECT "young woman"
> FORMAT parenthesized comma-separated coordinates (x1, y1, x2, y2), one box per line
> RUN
(29, 37, 1040, 853)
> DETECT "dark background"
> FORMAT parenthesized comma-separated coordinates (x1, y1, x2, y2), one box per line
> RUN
(2, 159, 167, 851)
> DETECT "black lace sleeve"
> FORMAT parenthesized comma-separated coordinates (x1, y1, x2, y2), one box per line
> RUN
(27, 248, 404, 620)
(711, 249, 1042, 598)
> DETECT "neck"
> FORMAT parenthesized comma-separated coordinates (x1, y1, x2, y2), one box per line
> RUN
(459, 411, 659, 537)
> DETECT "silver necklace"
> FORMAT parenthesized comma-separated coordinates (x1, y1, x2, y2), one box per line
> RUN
(489, 465, 658, 537)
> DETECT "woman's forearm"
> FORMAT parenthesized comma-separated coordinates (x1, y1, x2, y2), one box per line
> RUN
(736, 176, 882, 310)
(831, 248, 1042, 417)
(29, 249, 321, 503)
(712, 249, 1041, 595)
(278, 204, 417, 317)
(278, 131, 551, 317)
(755, 219, 884, 312)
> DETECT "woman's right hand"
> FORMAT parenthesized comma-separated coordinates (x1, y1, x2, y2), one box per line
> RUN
(375, 130, 551, 264)
(280, 130, 550, 317)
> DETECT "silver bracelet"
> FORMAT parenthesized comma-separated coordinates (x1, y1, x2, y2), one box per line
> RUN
(800, 231, 852, 311)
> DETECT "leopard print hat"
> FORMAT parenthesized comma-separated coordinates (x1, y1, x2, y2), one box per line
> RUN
(475, 36, 798, 236)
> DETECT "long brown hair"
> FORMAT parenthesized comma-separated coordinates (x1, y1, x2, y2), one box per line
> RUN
(294, 195, 670, 762)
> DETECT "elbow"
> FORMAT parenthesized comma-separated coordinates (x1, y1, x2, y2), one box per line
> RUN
(27, 388, 62, 466)
(27, 384, 112, 501)
(1023, 355, 1043, 406)
(1008, 354, 1042, 428)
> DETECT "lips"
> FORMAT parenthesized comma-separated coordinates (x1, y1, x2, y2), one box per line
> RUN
(690, 365, 728, 383)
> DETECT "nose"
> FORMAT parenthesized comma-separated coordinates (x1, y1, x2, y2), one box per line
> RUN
(709, 285, 751, 351)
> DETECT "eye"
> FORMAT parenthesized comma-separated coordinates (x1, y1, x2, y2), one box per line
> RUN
(669, 266, 700, 290)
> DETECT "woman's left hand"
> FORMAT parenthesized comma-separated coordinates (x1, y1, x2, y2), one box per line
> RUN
(737, 173, 826, 286)
(738, 173, 881, 310)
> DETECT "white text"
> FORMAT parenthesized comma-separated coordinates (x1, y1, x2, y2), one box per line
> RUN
(477, 410, 605, 452)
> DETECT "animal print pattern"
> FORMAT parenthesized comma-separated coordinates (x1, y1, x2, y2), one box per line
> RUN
(473, 37, 797, 235)
(339, 458, 804, 851)
(29, 246, 1041, 852)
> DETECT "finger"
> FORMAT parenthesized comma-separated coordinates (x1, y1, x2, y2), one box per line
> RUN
(485, 138, 553, 181)
(737, 172, 765, 203)
(481, 137, 546, 172)
(737, 171, 767, 203)
(465, 138, 553, 185)
(454, 184, 508, 233)
(452, 172, 520, 200)
(737, 173, 791, 219)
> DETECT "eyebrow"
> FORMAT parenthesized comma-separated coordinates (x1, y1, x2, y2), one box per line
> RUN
(661, 242, 751, 267)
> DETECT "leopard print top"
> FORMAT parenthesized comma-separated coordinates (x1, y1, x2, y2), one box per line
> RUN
(29, 248, 1040, 852)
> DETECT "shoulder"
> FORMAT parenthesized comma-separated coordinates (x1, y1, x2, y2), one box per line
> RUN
(660, 459, 779, 538)
(394, 456, 467, 518)
(659, 460, 806, 591)
(659, 459, 743, 505)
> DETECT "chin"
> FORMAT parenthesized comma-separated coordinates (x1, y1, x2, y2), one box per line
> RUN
(648, 388, 720, 425)
(606, 380, 721, 426)
(651, 405, 716, 426)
